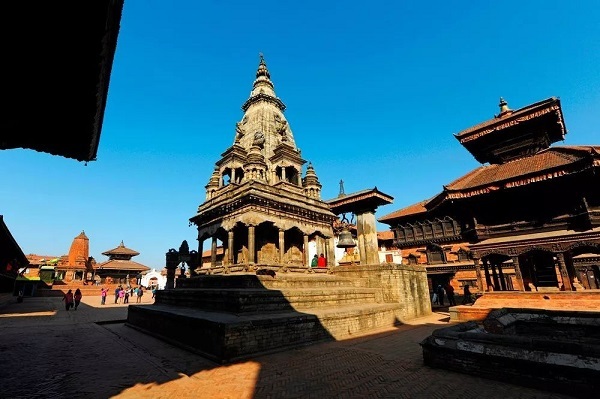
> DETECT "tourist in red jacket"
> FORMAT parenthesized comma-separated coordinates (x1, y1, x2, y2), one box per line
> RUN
(62, 289, 74, 311)
(317, 253, 327, 268)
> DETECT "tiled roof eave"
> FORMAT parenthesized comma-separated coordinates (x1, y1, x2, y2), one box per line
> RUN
(455, 97, 561, 141)
(444, 162, 593, 200)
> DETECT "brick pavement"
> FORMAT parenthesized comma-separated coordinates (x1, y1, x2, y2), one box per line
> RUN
(0, 295, 572, 399)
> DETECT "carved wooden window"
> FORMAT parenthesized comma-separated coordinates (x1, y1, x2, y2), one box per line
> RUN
(457, 249, 469, 262)
(395, 228, 406, 242)
(407, 254, 418, 265)
(423, 224, 433, 240)
(426, 244, 446, 265)
(433, 221, 443, 236)
(414, 225, 424, 241)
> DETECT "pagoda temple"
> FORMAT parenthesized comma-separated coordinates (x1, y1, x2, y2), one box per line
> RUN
(379, 97, 600, 294)
(96, 241, 150, 285)
(190, 55, 338, 271)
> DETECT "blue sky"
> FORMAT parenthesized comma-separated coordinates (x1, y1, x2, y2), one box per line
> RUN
(2, 0, 599, 269)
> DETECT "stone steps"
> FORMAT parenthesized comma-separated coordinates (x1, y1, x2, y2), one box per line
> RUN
(156, 287, 378, 312)
(177, 273, 358, 289)
(126, 267, 431, 364)
(126, 302, 404, 363)
(126, 273, 398, 363)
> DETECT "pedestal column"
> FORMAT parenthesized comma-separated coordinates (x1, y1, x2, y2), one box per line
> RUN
(490, 262, 500, 291)
(483, 259, 493, 291)
(327, 238, 336, 268)
(356, 211, 379, 265)
(497, 263, 507, 290)
(279, 229, 285, 263)
(512, 256, 525, 291)
(228, 230, 234, 265)
(248, 225, 255, 264)
(473, 258, 484, 292)
(556, 252, 573, 291)
(211, 236, 217, 267)
(303, 234, 309, 268)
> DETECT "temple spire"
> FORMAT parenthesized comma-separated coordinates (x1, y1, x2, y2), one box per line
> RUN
(242, 54, 285, 112)
(497, 97, 512, 117)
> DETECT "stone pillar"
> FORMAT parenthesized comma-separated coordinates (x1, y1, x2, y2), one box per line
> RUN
(556, 252, 573, 291)
(483, 259, 493, 291)
(248, 225, 255, 264)
(357, 211, 379, 265)
(211, 236, 217, 267)
(512, 256, 525, 291)
(490, 262, 500, 291)
(231, 168, 236, 184)
(165, 249, 179, 290)
(497, 262, 507, 291)
(279, 229, 285, 263)
(303, 234, 309, 268)
(317, 236, 326, 258)
(327, 237, 336, 267)
(356, 216, 366, 266)
(228, 231, 234, 265)
(195, 237, 204, 273)
(473, 258, 484, 292)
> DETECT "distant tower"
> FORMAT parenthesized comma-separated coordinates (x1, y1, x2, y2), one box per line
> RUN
(338, 179, 346, 197)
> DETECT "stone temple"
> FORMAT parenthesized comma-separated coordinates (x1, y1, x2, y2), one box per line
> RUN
(190, 54, 338, 270)
(126, 56, 431, 363)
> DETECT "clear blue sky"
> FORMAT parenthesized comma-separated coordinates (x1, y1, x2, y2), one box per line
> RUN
(2, 0, 599, 269)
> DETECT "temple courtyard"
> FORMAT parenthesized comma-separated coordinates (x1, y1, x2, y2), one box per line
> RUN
(0, 294, 572, 399)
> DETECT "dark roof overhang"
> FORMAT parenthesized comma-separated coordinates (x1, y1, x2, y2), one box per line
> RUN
(1, 0, 125, 162)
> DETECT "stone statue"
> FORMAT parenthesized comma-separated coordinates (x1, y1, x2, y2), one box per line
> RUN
(276, 120, 288, 140)
(235, 122, 244, 141)
(253, 131, 265, 147)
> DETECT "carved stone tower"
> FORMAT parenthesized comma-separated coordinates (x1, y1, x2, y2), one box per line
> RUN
(190, 56, 337, 269)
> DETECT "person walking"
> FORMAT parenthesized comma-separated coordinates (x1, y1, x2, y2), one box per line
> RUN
(62, 289, 74, 311)
(73, 288, 83, 310)
(462, 284, 474, 305)
(100, 287, 108, 305)
(436, 285, 445, 306)
(136, 286, 144, 303)
(114, 286, 121, 304)
(118, 287, 125, 304)
(445, 282, 456, 306)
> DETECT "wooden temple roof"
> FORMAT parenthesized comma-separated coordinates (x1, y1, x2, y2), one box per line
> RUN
(444, 145, 600, 193)
(1, 1, 124, 162)
(327, 187, 394, 215)
(378, 200, 428, 223)
(379, 145, 600, 223)
(101, 241, 140, 257)
(95, 259, 150, 272)
(454, 97, 567, 165)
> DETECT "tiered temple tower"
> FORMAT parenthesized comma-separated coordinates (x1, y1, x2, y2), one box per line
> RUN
(190, 55, 337, 270)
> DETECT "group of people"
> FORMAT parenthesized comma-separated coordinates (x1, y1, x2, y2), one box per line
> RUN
(62, 288, 82, 310)
(63, 285, 153, 309)
(432, 282, 475, 307)
(311, 253, 327, 268)
(113, 285, 145, 304)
